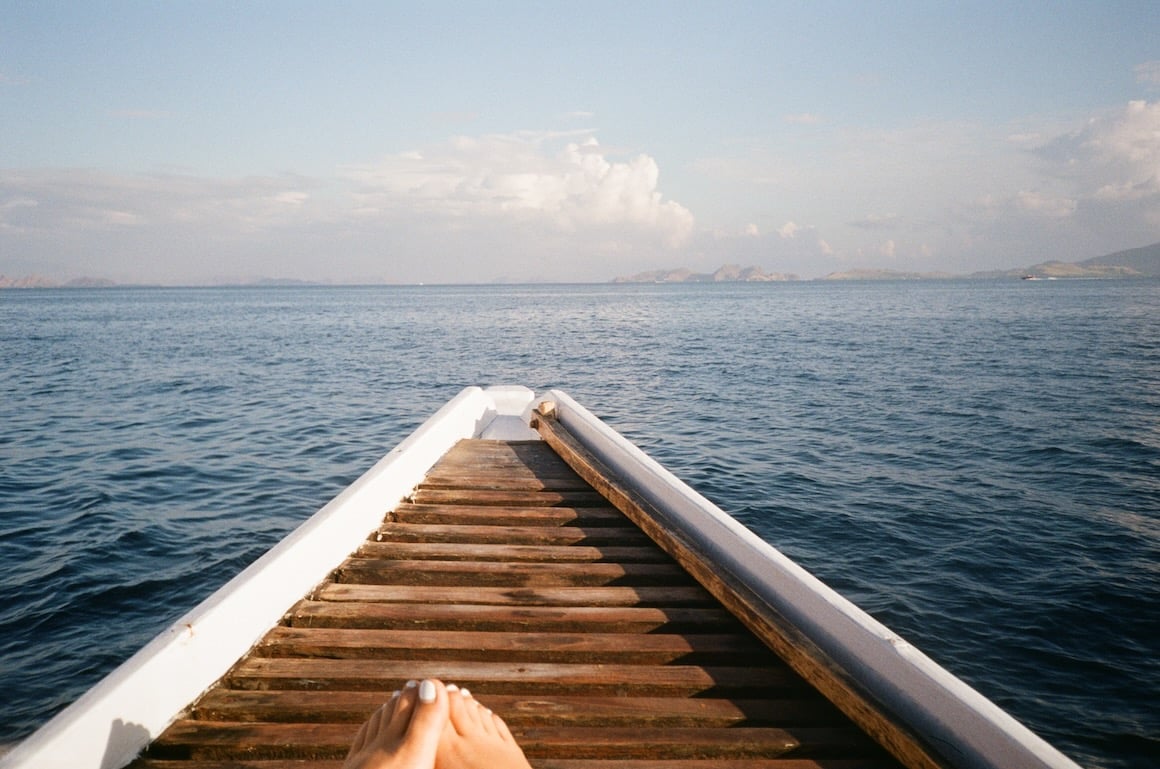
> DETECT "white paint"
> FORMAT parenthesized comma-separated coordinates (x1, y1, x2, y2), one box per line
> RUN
(538, 388, 1082, 769)
(1, 386, 536, 769)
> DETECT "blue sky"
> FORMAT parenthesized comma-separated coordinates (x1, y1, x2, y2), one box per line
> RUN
(2, 1, 1158, 283)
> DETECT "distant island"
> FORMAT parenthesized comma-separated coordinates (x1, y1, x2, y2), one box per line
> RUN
(611, 241, 1160, 283)
(4, 241, 1159, 288)
(0, 275, 117, 289)
(612, 264, 799, 283)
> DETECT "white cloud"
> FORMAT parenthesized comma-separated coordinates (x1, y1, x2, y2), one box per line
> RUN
(879, 239, 896, 257)
(1036, 100, 1160, 200)
(0, 132, 696, 283)
(744, 223, 759, 237)
(0, 168, 324, 243)
(777, 221, 799, 238)
(1015, 190, 1077, 218)
(345, 133, 694, 247)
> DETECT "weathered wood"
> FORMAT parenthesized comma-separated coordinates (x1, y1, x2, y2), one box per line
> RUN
(135, 437, 903, 769)
(193, 690, 840, 727)
(372, 521, 651, 546)
(332, 558, 694, 587)
(286, 600, 742, 633)
(408, 487, 609, 507)
(355, 541, 674, 563)
(256, 628, 769, 665)
(226, 659, 801, 696)
(419, 474, 594, 491)
(313, 584, 715, 607)
(388, 503, 626, 526)
(532, 413, 943, 769)
(144, 721, 880, 761)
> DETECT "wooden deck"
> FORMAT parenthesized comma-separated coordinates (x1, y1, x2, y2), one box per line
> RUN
(130, 438, 903, 769)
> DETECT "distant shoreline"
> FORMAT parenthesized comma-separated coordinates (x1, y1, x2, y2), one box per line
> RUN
(3, 240, 1157, 288)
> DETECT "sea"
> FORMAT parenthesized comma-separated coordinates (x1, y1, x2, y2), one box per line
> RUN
(1, 280, 1157, 769)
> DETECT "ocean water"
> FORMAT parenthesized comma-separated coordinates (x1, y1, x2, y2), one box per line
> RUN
(1, 281, 1157, 768)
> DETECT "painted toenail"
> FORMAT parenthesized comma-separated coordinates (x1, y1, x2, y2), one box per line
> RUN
(446, 683, 459, 692)
(460, 687, 471, 698)
(405, 679, 418, 688)
(419, 679, 437, 704)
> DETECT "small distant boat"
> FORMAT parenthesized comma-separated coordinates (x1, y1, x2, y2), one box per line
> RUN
(2, 386, 1081, 769)
(1021, 275, 1040, 280)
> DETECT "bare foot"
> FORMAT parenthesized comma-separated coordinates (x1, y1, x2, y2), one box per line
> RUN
(436, 685, 532, 769)
(344, 679, 449, 769)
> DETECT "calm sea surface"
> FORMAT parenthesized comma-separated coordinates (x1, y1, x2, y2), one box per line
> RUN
(1, 281, 1157, 768)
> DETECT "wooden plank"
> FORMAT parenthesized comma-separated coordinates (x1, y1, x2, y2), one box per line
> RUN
(355, 541, 674, 563)
(226, 658, 802, 696)
(314, 584, 715, 607)
(287, 600, 742, 633)
(420, 474, 594, 491)
(141, 722, 880, 761)
(387, 503, 626, 526)
(193, 690, 841, 727)
(256, 628, 770, 665)
(332, 559, 694, 587)
(512, 726, 884, 760)
(409, 488, 608, 507)
(372, 521, 651, 546)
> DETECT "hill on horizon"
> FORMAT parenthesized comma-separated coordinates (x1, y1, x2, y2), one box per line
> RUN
(1078, 241, 1160, 276)
(614, 241, 1160, 283)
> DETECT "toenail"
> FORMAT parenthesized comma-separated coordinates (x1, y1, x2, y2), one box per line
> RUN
(419, 679, 437, 704)
(460, 687, 471, 698)
(405, 679, 418, 688)
(446, 683, 459, 692)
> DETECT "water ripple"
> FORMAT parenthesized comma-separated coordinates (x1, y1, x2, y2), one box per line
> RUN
(1, 281, 1157, 769)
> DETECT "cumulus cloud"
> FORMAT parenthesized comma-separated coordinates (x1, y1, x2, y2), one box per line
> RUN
(1, 132, 696, 283)
(777, 221, 799, 238)
(345, 133, 694, 246)
(1036, 100, 1160, 201)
